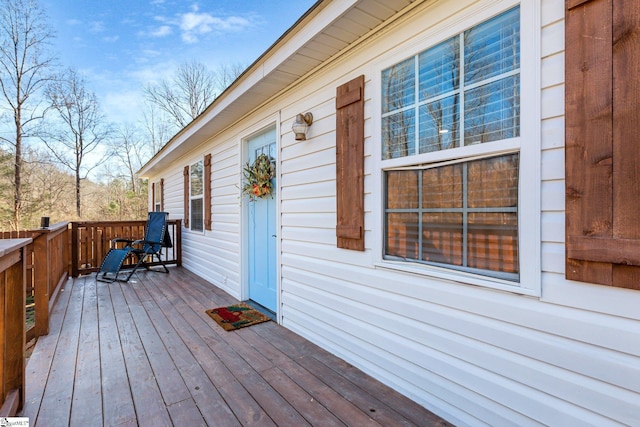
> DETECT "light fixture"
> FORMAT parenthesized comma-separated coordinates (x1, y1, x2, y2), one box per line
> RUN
(292, 112, 313, 141)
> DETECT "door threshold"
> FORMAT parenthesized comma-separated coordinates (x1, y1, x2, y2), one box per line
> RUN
(244, 300, 276, 321)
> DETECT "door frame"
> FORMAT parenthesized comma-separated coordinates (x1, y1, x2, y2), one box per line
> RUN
(240, 114, 281, 321)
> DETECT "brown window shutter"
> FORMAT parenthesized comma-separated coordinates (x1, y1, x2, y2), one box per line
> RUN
(183, 166, 189, 228)
(204, 154, 212, 231)
(160, 178, 165, 211)
(336, 75, 365, 251)
(151, 182, 155, 211)
(565, 0, 640, 290)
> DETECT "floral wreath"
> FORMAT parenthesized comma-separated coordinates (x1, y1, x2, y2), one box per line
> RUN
(242, 153, 275, 200)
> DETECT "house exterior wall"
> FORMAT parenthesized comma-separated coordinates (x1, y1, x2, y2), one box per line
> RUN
(146, 0, 640, 425)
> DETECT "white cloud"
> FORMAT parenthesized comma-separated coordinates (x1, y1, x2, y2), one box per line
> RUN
(103, 35, 120, 43)
(90, 21, 105, 33)
(178, 6, 251, 44)
(139, 5, 253, 44)
(142, 49, 162, 57)
(150, 25, 172, 37)
(130, 61, 176, 85)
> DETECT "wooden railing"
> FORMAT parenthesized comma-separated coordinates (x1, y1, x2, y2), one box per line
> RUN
(70, 219, 182, 277)
(0, 222, 69, 341)
(0, 238, 31, 416)
(0, 218, 182, 415)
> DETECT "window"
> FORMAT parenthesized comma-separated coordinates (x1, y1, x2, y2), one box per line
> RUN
(381, 6, 523, 282)
(190, 160, 204, 231)
(153, 180, 162, 212)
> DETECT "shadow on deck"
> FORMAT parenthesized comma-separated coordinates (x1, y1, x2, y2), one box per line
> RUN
(20, 267, 451, 426)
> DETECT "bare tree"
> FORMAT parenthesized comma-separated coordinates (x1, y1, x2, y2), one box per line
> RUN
(0, 0, 55, 230)
(142, 60, 246, 155)
(21, 148, 75, 224)
(144, 60, 217, 130)
(108, 122, 148, 192)
(41, 68, 111, 217)
(212, 61, 245, 92)
(140, 101, 172, 154)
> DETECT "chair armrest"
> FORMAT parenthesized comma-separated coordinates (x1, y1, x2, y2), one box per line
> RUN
(131, 239, 163, 247)
(111, 237, 134, 249)
(112, 238, 134, 244)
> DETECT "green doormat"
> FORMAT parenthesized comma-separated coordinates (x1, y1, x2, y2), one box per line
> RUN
(206, 302, 271, 331)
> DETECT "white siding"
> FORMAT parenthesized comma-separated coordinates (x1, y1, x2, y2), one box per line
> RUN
(156, 134, 243, 299)
(145, 0, 640, 425)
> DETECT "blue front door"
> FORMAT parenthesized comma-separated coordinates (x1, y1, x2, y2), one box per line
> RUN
(247, 128, 277, 312)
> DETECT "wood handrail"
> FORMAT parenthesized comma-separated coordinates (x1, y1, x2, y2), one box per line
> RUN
(31, 222, 69, 338)
(70, 219, 182, 277)
(0, 224, 70, 342)
(0, 238, 31, 416)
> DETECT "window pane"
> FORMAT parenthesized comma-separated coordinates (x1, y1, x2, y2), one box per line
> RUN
(418, 36, 459, 101)
(384, 153, 519, 280)
(464, 7, 520, 85)
(422, 164, 463, 209)
(464, 75, 520, 144)
(467, 154, 518, 208)
(382, 57, 415, 114)
(190, 198, 203, 231)
(386, 212, 419, 259)
(382, 6, 520, 161)
(419, 94, 460, 153)
(422, 212, 463, 265)
(382, 109, 415, 159)
(190, 161, 203, 196)
(387, 170, 419, 209)
(154, 182, 161, 204)
(468, 212, 518, 273)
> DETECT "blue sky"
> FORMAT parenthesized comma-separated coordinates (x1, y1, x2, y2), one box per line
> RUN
(40, 0, 317, 125)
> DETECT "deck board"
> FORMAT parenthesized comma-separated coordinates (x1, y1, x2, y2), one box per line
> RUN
(110, 282, 173, 427)
(97, 275, 137, 426)
(21, 267, 451, 426)
(136, 277, 242, 426)
(21, 270, 73, 419)
(120, 282, 192, 406)
(36, 274, 84, 424)
(71, 278, 102, 426)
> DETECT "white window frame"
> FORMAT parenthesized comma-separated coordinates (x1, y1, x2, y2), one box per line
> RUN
(372, 0, 541, 295)
(190, 160, 204, 232)
(153, 180, 162, 212)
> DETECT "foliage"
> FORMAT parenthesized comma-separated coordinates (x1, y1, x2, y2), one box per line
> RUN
(242, 154, 275, 200)
(0, 146, 148, 230)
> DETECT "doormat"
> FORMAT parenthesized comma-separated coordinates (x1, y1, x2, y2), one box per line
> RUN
(206, 302, 271, 331)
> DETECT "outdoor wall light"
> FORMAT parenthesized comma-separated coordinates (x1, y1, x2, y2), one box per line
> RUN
(292, 112, 313, 140)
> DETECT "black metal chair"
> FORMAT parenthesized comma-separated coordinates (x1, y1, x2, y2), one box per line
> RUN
(97, 211, 172, 282)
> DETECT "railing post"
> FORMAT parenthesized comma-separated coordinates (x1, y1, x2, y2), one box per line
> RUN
(175, 219, 182, 267)
(33, 231, 50, 337)
(71, 222, 79, 278)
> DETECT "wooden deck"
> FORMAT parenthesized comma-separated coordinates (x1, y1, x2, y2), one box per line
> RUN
(20, 267, 450, 426)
